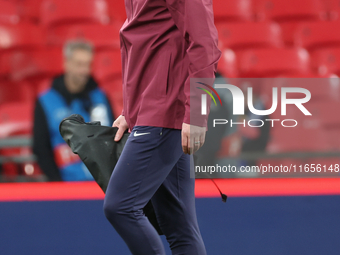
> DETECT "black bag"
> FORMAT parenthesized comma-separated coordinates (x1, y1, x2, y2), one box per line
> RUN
(59, 114, 163, 235)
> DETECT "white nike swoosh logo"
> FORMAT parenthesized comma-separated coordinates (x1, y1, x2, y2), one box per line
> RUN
(134, 131, 151, 137)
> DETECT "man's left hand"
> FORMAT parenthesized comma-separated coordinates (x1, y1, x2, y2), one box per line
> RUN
(181, 123, 206, 155)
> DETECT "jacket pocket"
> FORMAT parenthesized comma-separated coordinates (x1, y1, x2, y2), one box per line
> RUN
(155, 50, 172, 97)
(140, 49, 172, 99)
(120, 34, 128, 85)
(166, 52, 172, 95)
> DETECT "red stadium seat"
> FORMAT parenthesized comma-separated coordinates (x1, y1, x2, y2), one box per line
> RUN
(295, 21, 340, 50)
(0, 56, 9, 78)
(93, 49, 122, 83)
(0, 101, 36, 179)
(0, 81, 34, 104)
(311, 47, 340, 76)
(0, 23, 43, 50)
(216, 22, 283, 50)
(0, 0, 20, 24)
(18, 0, 44, 23)
(100, 79, 123, 118)
(217, 49, 238, 78)
(40, 0, 110, 27)
(254, 0, 327, 22)
(0, 24, 44, 80)
(8, 48, 63, 81)
(237, 48, 311, 77)
(46, 23, 121, 50)
(278, 22, 304, 46)
(213, 0, 254, 23)
(324, 0, 340, 20)
(106, 0, 127, 22)
(0, 102, 33, 138)
(0, 0, 43, 24)
(0, 146, 41, 180)
(253, 0, 327, 45)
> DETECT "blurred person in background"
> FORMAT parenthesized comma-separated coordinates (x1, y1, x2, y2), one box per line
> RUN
(33, 40, 114, 182)
(237, 81, 271, 176)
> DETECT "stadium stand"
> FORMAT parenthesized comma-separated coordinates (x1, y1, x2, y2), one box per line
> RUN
(0, 101, 39, 179)
(217, 49, 238, 78)
(2, 4, 340, 254)
(295, 21, 340, 50)
(100, 78, 124, 118)
(106, 0, 127, 23)
(266, 98, 332, 153)
(0, 0, 43, 24)
(0, 81, 33, 105)
(213, 0, 254, 23)
(253, 0, 327, 45)
(324, 0, 340, 20)
(260, 76, 339, 103)
(0, 23, 43, 49)
(262, 76, 340, 153)
(267, 124, 331, 153)
(17, 0, 43, 23)
(311, 47, 340, 76)
(45, 23, 121, 49)
(216, 22, 283, 50)
(0, 0, 21, 24)
(92, 49, 122, 83)
(325, 128, 340, 150)
(236, 48, 311, 77)
(40, 0, 110, 27)
(8, 47, 63, 81)
(254, 0, 326, 22)
(0, 54, 9, 78)
(0, 0, 340, 180)
(307, 100, 340, 128)
(0, 102, 33, 138)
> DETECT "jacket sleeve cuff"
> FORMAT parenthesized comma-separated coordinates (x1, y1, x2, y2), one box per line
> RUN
(183, 114, 208, 129)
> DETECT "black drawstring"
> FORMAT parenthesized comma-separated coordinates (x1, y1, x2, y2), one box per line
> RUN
(198, 171, 228, 203)
(209, 179, 228, 203)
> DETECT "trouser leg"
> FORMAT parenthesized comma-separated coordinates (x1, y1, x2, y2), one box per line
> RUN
(103, 126, 183, 255)
(151, 153, 207, 255)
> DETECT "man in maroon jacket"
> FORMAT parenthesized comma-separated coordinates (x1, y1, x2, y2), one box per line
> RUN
(103, 1, 221, 254)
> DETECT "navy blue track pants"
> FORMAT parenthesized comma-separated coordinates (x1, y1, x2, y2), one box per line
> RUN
(103, 126, 207, 255)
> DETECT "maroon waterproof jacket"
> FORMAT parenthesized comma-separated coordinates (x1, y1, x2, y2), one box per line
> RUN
(120, 0, 221, 132)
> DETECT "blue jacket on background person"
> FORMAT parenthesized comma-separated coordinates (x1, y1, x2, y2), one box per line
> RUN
(33, 74, 114, 181)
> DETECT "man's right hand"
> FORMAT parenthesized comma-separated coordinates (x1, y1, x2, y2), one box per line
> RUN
(112, 115, 129, 142)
